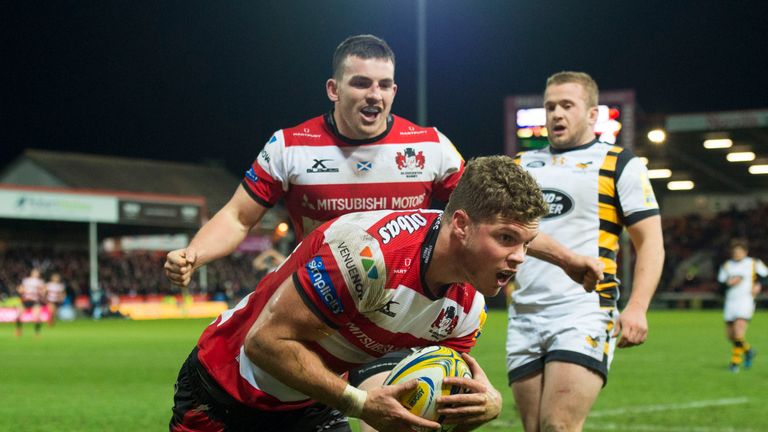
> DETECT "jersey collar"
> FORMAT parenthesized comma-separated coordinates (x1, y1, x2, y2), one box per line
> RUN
(323, 109, 394, 145)
(549, 138, 600, 154)
(419, 215, 451, 300)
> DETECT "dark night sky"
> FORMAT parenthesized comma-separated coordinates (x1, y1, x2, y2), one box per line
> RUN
(2, 0, 766, 177)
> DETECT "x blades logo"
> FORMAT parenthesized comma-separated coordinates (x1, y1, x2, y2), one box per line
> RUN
(307, 159, 339, 173)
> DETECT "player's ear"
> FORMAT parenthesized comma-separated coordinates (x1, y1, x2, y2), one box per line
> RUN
(587, 105, 599, 126)
(326, 79, 339, 102)
(451, 210, 470, 241)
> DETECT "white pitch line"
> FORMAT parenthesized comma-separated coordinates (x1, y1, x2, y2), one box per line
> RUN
(588, 422, 752, 432)
(589, 397, 749, 418)
(483, 397, 751, 430)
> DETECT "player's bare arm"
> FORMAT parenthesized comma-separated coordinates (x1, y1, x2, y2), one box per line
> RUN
(436, 352, 502, 431)
(615, 215, 664, 348)
(528, 232, 604, 291)
(164, 185, 269, 287)
(244, 276, 441, 432)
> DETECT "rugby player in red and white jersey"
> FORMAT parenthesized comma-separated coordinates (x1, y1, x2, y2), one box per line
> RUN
(15, 268, 46, 337)
(169, 156, 545, 431)
(166, 36, 604, 431)
(165, 34, 465, 431)
(165, 34, 463, 286)
(44, 272, 66, 327)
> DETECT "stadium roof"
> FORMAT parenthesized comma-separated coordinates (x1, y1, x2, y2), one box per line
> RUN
(635, 109, 768, 196)
(0, 149, 239, 216)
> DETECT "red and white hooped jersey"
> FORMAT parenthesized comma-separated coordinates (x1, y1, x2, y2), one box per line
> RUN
(242, 112, 464, 239)
(46, 281, 66, 303)
(196, 209, 487, 411)
(19, 276, 45, 303)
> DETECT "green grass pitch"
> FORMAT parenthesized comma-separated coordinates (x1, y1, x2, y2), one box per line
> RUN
(1, 310, 766, 431)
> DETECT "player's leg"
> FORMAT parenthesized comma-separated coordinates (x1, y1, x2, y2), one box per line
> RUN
(538, 361, 603, 432)
(347, 350, 412, 432)
(15, 304, 25, 337)
(32, 304, 42, 335)
(725, 320, 741, 371)
(535, 307, 614, 431)
(731, 318, 750, 369)
(48, 302, 58, 327)
(506, 311, 546, 431)
(169, 350, 227, 432)
(510, 371, 544, 432)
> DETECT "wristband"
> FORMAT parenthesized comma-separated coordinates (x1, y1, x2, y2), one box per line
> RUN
(339, 384, 367, 418)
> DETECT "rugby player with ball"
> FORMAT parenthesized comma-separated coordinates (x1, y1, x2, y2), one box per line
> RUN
(169, 156, 603, 432)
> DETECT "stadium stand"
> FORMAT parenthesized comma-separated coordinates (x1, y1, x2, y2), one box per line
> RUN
(655, 201, 768, 308)
(0, 149, 288, 318)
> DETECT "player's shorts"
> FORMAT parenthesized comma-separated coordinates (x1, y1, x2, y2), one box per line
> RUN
(724, 299, 755, 322)
(21, 300, 39, 309)
(347, 349, 412, 387)
(170, 348, 351, 432)
(506, 304, 617, 386)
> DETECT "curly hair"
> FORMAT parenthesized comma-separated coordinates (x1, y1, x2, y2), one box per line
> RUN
(444, 155, 547, 224)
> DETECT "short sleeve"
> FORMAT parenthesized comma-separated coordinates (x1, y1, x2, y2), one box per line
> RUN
(431, 130, 465, 201)
(616, 156, 660, 226)
(717, 263, 728, 283)
(293, 220, 390, 328)
(756, 259, 768, 278)
(241, 131, 289, 207)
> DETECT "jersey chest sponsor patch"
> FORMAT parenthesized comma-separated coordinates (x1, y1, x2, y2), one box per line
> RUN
(541, 188, 574, 219)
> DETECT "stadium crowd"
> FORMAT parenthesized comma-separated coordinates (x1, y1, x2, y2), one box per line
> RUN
(660, 201, 768, 292)
(0, 246, 262, 305)
(2, 201, 766, 306)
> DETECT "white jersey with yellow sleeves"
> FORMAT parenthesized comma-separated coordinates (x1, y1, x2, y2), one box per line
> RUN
(513, 140, 659, 309)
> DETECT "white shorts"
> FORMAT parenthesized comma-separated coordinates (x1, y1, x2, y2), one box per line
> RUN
(724, 299, 755, 322)
(505, 304, 617, 385)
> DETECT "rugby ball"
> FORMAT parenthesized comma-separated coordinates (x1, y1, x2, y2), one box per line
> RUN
(383, 346, 472, 431)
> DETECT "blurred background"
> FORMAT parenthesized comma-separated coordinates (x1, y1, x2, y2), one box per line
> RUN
(2, 0, 767, 317)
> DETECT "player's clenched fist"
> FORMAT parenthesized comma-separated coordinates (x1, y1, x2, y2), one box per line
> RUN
(164, 249, 197, 287)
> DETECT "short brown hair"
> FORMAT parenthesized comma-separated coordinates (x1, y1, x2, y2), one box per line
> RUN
(444, 156, 547, 224)
(730, 238, 749, 251)
(332, 34, 395, 80)
(546, 71, 599, 107)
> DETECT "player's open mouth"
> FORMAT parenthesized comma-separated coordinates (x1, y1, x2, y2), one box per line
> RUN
(360, 106, 382, 121)
(496, 270, 515, 286)
(552, 124, 566, 135)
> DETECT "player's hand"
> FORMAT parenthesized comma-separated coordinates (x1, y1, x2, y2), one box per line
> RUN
(361, 380, 441, 432)
(563, 255, 604, 292)
(614, 302, 648, 348)
(164, 248, 197, 287)
(437, 353, 502, 429)
(728, 276, 743, 287)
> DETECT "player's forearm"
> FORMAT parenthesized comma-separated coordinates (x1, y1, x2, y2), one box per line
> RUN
(244, 334, 352, 412)
(626, 243, 664, 311)
(527, 232, 575, 268)
(186, 208, 252, 269)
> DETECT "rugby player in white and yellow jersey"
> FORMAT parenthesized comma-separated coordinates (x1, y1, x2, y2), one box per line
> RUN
(507, 71, 665, 432)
